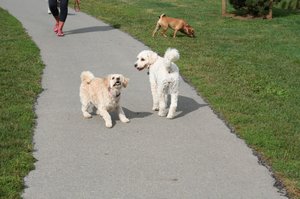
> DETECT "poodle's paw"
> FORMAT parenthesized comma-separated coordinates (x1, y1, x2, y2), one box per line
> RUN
(152, 106, 159, 111)
(167, 107, 176, 119)
(158, 110, 167, 117)
(166, 113, 175, 119)
(121, 117, 130, 123)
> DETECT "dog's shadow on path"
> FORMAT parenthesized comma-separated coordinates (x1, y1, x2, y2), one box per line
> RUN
(65, 25, 121, 35)
(122, 108, 153, 119)
(175, 95, 208, 119)
(121, 95, 207, 120)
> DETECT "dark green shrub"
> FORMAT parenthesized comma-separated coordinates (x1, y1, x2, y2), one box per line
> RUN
(229, 0, 281, 16)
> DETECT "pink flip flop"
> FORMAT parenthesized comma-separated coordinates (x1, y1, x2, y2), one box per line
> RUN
(56, 30, 64, 37)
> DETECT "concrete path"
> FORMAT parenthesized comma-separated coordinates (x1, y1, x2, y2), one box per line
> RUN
(1, 0, 287, 198)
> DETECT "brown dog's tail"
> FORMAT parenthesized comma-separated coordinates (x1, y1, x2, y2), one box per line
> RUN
(80, 71, 94, 84)
(159, 13, 166, 18)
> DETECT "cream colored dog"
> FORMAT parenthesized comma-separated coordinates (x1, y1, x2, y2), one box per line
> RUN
(134, 48, 180, 119)
(79, 71, 129, 128)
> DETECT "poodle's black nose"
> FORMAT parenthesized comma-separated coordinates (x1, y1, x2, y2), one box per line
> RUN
(134, 64, 137, 68)
(116, 77, 120, 81)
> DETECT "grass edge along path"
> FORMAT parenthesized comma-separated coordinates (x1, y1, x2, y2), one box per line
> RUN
(0, 8, 44, 199)
(79, 0, 300, 198)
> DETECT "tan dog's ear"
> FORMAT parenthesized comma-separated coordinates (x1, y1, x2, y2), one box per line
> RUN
(122, 77, 129, 88)
(147, 51, 158, 65)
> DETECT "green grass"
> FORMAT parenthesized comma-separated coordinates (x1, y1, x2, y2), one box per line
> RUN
(0, 8, 44, 199)
(79, 0, 300, 197)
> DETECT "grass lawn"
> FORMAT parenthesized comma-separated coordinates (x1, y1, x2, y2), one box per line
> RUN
(0, 8, 44, 199)
(79, 0, 300, 198)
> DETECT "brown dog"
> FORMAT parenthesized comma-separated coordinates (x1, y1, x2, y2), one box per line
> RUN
(152, 14, 195, 38)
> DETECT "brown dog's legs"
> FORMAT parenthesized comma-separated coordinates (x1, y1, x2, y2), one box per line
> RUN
(173, 29, 179, 38)
(161, 28, 168, 37)
(152, 23, 161, 37)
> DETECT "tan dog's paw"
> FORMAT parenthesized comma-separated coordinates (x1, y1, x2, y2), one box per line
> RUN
(105, 121, 113, 128)
(83, 112, 92, 118)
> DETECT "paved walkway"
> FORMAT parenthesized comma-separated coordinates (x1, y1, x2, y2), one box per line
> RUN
(1, 0, 287, 198)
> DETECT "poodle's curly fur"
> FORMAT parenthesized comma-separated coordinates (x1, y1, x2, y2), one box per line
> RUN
(134, 48, 180, 119)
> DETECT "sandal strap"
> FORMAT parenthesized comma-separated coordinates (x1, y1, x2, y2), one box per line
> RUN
(56, 30, 64, 37)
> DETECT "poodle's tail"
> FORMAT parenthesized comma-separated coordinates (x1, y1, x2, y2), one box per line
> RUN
(164, 48, 179, 62)
(80, 71, 94, 84)
(164, 48, 180, 72)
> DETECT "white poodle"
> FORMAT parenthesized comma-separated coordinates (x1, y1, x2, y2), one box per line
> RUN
(134, 48, 180, 119)
(79, 71, 130, 128)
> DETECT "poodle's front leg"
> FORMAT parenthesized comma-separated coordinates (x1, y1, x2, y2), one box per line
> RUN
(167, 92, 178, 119)
(118, 106, 130, 123)
(98, 108, 112, 128)
(150, 80, 159, 111)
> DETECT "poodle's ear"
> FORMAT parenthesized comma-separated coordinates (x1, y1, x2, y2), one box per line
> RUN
(122, 76, 129, 88)
(147, 51, 158, 65)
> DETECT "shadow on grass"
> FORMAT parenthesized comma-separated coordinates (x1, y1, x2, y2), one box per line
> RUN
(273, 7, 300, 18)
(65, 24, 121, 35)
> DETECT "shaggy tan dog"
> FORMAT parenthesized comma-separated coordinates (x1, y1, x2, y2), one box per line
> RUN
(79, 71, 129, 128)
(152, 14, 195, 38)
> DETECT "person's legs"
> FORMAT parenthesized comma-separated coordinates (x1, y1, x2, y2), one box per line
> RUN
(48, 0, 59, 32)
(59, 0, 68, 22)
(49, 0, 59, 16)
(57, 0, 69, 36)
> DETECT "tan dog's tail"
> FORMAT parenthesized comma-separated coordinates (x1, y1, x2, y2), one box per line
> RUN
(80, 71, 94, 84)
